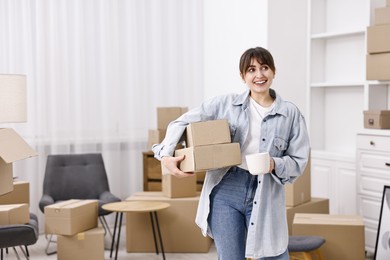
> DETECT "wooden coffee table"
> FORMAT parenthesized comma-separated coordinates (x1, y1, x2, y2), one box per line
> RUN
(102, 200, 170, 260)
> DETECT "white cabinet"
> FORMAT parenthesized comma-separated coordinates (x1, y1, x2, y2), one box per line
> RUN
(357, 131, 390, 253)
(307, 0, 390, 216)
(311, 150, 357, 214)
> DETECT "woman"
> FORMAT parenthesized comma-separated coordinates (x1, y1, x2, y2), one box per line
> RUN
(152, 47, 310, 259)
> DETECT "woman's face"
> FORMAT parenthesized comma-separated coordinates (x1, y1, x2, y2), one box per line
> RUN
(241, 58, 274, 95)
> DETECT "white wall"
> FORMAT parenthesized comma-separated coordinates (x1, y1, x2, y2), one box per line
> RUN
(203, 0, 268, 100)
(267, 0, 308, 116)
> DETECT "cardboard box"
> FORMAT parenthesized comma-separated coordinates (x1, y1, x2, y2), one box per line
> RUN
(375, 7, 390, 25)
(147, 129, 166, 150)
(285, 198, 329, 235)
(0, 181, 29, 205)
(162, 143, 241, 174)
(285, 156, 311, 207)
(57, 227, 104, 260)
(157, 107, 188, 130)
(44, 199, 98, 235)
(366, 53, 390, 80)
(292, 213, 365, 260)
(162, 173, 197, 198)
(363, 110, 390, 129)
(126, 192, 212, 253)
(367, 25, 390, 54)
(147, 181, 162, 191)
(388, 0, 390, 6)
(0, 203, 29, 225)
(0, 128, 37, 196)
(186, 120, 231, 147)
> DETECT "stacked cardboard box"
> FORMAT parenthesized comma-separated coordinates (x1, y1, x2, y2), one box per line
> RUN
(44, 199, 103, 259)
(162, 119, 241, 174)
(0, 181, 30, 226)
(284, 153, 331, 234)
(292, 213, 365, 260)
(366, 1, 390, 80)
(0, 128, 37, 196)
(144, 107, 190, 191)
(125, 192, 213, 253)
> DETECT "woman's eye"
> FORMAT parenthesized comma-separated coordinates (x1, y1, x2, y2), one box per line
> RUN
(248, 68, 255, 73)
(260, 66, 269, 71)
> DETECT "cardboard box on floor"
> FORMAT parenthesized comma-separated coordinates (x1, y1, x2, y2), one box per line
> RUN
(157, 107, 188, 130)
(0, 181, 29, 205)
(185, 119, 231, 147)
(363, 110, 390, 129)
(0, 203, 29, 225)
(292, 213, 365, 260)
(44, 199, 98, 236)
(285, 155, 311, 207)
(162, 173, 197, 198)
(57, 227, 104, 260)
(126, 192, 213, 253)
(286, 197, 329, 235)
(0, 128, 37, 196)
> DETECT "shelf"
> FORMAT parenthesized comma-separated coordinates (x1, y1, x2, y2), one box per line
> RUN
(310, 82, 365, 88)
(311, 30, 365, 40)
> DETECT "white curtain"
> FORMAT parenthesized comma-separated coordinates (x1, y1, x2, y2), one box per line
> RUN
(0, 0, 203, 231)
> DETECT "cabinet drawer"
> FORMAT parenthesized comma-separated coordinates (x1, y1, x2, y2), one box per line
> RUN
(357, 134, 390, 151)
(359, 151, 390, 172)
(359, 175, 390, 198)
(359, 195, 382, 222)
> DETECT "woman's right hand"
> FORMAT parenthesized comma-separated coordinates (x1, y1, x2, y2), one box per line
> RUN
(161, 155, 194, 177)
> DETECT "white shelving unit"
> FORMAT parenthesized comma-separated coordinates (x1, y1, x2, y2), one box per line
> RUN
(307, 0, 390, 215)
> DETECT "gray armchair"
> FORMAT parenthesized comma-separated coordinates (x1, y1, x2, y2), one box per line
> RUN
(39, 153, 121, 254)
(0, 213, 39, 260)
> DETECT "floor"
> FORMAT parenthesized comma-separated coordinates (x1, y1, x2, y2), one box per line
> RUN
(4, 230, 376, 260)
(4, 228, 218, 260)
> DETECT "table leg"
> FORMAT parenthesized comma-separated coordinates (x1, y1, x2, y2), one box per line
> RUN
(154, 211, 166, 260)
(150, 212, 159, 255)
(114, 213, 123, 260)
(110, 212, 119, 258)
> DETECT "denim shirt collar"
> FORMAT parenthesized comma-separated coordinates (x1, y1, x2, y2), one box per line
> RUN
(232, 88, 288, 118)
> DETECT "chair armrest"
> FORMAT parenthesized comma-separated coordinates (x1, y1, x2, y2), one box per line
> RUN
(99, 191, 121, 204)
(99, 191, 121, 216)
(38, 194, 55, 213)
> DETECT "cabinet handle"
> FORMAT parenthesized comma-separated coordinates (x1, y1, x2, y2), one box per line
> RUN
(386, 163, 390, 167)
(369, 141, 375, 146)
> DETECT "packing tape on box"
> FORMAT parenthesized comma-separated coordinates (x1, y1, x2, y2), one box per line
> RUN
(77, 232, 85, 240)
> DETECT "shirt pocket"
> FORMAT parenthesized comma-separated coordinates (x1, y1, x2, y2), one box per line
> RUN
(272, 137, 288, 156)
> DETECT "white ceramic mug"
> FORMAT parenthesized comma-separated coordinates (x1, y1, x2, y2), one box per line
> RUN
(245, 152, 270, 175)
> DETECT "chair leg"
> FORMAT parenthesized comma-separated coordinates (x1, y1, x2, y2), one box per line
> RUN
(301, 252, 312, 260)
(45, 234, 57, 255)
(314, 249, 323, 260)
(12, 247, 21, 260)
(99, 216, 113, 238)
(18, 245, 29, 260)
(24, 246, 29, 257)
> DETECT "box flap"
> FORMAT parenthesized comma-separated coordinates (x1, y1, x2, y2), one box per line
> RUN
(0, 128, 38, 163)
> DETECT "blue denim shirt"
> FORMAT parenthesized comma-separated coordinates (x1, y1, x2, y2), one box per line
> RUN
(152, 89, 310, 258)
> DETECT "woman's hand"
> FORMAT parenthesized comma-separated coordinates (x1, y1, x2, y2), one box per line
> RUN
(161, 155, 195, 177)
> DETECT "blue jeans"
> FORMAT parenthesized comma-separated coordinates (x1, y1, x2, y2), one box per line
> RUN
(208, 167, 289, 260)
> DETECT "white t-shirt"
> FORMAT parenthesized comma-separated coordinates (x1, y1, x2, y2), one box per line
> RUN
(238, 97, 275, 170)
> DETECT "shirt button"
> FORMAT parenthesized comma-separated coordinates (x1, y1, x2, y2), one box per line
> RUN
(258, 180, 261, 184)
(262, 138, 265, 141)
(251, 222, 254, 225)
(254, 201, 257, 204)
(263, 119, 266, 122)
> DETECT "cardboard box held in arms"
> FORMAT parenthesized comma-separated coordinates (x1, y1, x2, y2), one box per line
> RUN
(0, 128, 37, 196)
(161, 119, 241, 175)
